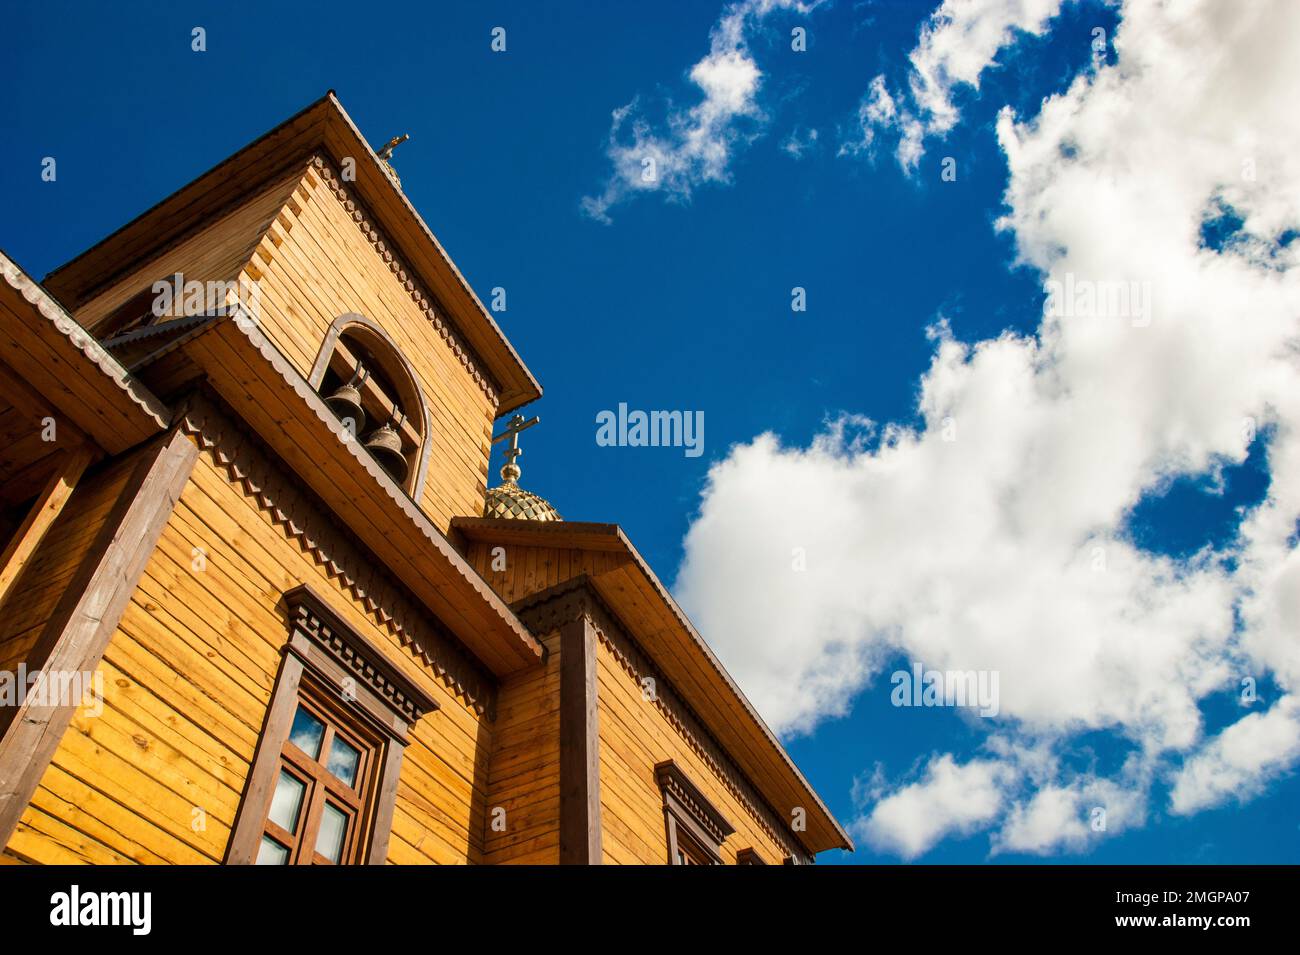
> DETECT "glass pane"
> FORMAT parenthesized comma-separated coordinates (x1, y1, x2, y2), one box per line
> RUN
(326, 735, 361, 787)
(256, 836, 290, 865)
(268, 769, 306, 833)
(288, 705, 325, 759)
(316, 802, 349, 863)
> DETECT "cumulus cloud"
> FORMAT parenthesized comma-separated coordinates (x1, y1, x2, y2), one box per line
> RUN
(843, 0, 1066, 170)
(856, 755, 1009, 858)
(582, 0, 821, 222)
(1169, 696, 1300, 815)
(676, 0, 1300, 857)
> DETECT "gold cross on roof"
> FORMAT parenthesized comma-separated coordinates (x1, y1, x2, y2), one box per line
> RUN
(491, 414, 539, 483)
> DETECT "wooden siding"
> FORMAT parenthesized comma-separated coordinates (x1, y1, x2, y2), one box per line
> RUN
(238, 164, 497, 530)
(73, 170, 304, 335)
(595, 636, 788, 865)
(464, 537, 798, 865)
(64, 156, 498, 533)
(481, 627, 561, 864)
(0, 454, 137, 680)
(462, 540, 631, 606)
(4, 448, 494, 865)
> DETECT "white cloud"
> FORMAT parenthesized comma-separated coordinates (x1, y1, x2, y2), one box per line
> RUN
(781, 125, 819, 160)
(676, 0, 1300, 857)
(843, 0, 1066, 171)
(995, 786, 1091, 854)
(992, 765, 1148, 855)
(1170, 697, 1300, 815)
(582, 0, 822, 222)
(856, 754, 1009, 858)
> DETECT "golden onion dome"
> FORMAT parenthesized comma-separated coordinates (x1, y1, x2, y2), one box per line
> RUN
(483, 461, 562, 522)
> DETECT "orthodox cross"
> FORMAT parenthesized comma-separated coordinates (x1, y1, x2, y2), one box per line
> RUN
(377, 134, 409, 161)
(377, 134, 410, 187)
(492, 414, 539, 483)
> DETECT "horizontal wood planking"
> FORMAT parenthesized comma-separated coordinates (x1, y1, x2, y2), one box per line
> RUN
(244, 165, 497, 531)
(7, 451, 497, 865)
(0, 447, 94, 614)
(482, 627, 561, 864)
(594, 638, 789, 865)
(463, 541, 631, 605)
(70, 169, 308, 334)
(0, 456, 136, 682)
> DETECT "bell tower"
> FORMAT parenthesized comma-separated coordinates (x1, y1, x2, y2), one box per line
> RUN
(39, 93, 542, 532)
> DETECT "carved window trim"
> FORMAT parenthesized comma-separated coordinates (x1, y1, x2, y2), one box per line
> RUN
(655, 760, 735, 866)
(736, 848, 768, 865)
(225, 585, 439, 864)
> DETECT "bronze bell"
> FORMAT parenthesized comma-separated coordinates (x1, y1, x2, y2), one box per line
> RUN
(364, 410, 408, 484)
(326, 366, 368, 435)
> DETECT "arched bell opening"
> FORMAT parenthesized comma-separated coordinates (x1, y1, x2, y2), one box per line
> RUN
(309, 314, 433, 498)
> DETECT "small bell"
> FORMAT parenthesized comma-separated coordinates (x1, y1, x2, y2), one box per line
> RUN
(363, 409, 409, 484)
(326, 366, 368, 435)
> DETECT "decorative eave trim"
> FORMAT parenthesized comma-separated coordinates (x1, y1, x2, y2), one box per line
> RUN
(0, 249, 170, 431)
(309, 155, 502, 408)
(178, 391, 499, 719)
(285, 584, 440, 728)
(511, 575, 598, 634)
(655, 760, 735, 848)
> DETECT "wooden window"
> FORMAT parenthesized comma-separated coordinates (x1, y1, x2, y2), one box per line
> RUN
(736, 847, 768, 865)
(310, 317, 430, 496)
(226, 586, 438, 865)
(654, 760, 735, 866)
(255, 682, 381, 865)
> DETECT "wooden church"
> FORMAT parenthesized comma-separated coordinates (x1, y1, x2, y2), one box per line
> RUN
(0, 93, 852, 865)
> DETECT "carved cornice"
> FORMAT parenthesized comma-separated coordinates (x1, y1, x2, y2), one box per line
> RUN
(512, 576, 597, 636)
(178, 391, 498, 719)
(286, 585, 440, 728)
(513, 576, 813, 862)
(308, 155, 501, 408)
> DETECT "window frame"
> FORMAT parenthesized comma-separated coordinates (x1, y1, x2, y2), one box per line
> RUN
(256, 681, 381, 865)
(226, 585, 439, 865)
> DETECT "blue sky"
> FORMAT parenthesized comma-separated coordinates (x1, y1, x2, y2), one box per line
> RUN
(4, 0, 1299, 863)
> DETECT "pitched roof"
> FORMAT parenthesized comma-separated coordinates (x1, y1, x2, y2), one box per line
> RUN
(0, 248, 169, 452)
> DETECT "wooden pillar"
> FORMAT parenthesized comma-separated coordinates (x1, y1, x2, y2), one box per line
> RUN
(0, 430, 197, 846)
(558, 612, 602, 864)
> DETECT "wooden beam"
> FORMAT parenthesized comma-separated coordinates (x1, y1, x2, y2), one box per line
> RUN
(0, 445, 94, 614)
(559, 613, 601, 864)
(0, 429, 197, 847)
